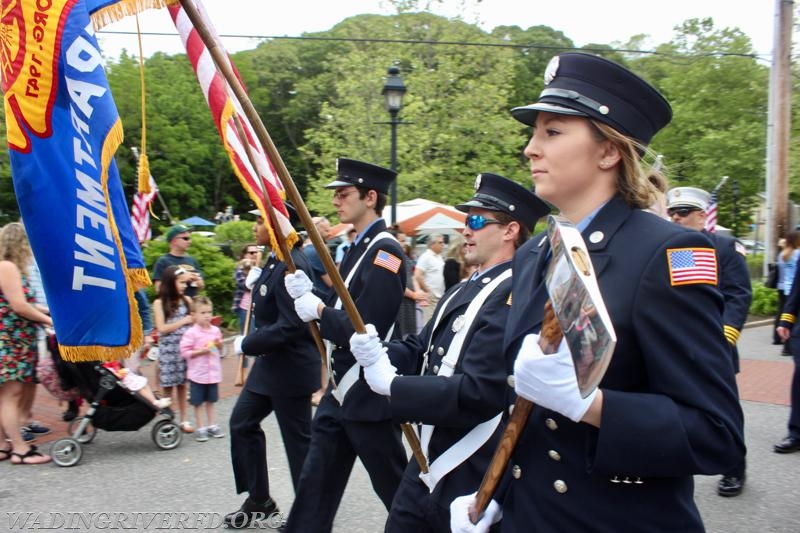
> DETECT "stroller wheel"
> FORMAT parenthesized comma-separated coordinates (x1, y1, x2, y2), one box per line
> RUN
(51, 438, 83, 467)
(152, 419, 182, 450)
(67, 417, 97, 444)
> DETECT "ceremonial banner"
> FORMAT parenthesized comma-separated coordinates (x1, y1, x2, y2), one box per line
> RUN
(2, 0, 150, 361)
(168, 1, 298, 257)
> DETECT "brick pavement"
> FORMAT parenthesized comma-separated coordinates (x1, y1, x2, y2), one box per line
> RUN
(23, 327, 794, 447)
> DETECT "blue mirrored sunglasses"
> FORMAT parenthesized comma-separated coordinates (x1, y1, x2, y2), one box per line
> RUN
(465, 214, 502, 230)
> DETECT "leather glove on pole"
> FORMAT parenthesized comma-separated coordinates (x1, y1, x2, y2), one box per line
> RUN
(449, 492, 502, 532)
(513, 334, 597, 423)
(349, 324, 384, 367)
(294, 292, 323, 322)
(284, 270, 314, 299)
(363, 353, 397, 396)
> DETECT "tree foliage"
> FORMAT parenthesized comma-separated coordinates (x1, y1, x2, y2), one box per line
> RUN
(0, 12, 788, 240)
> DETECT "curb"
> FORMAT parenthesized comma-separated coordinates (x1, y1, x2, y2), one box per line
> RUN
(744, 319, 774, 329)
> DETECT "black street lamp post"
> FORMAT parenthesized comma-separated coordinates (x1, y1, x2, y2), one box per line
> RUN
(382, 65, 406, 226)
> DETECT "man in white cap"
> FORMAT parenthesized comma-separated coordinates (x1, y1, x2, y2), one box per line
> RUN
(666, 186, 752, 497)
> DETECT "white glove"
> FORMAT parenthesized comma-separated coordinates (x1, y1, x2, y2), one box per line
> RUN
(294, 292, 323, 322)
(284, 270, 314, 299)
(449, 492, 502, 533)
(244, 267, 262, 290)
(363, 353, 397, 396)
(233, 335, 244, 356)
(513, 334, 597, 422)
(349, 324, 384, 367)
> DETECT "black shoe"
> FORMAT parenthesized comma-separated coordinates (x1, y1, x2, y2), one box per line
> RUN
(62, 401, 79, 422)
(774, 436, 800, 454)
(224, 497, 280, 529)
(717, 475, 744, 497)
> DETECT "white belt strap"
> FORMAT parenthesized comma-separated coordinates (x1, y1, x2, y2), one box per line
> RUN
(418, 269, 511, 492)
(330, 232, 396, 405)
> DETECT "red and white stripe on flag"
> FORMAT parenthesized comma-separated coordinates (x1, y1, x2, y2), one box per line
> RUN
(131, 175, 157, 242)
(705, 192, 718, 233)
(168, 0, 297, 258)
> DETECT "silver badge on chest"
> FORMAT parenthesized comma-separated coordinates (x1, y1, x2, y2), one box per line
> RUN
(452, 314, 466, 333)
(259, 285, 267, 296)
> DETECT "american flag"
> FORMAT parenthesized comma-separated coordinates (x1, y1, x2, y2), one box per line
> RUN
(373, 250, 402, 273)
(667, 248, 717, 286)
(131, 174, 158, 243)
(168, 1, 298, 258)
(705, 190, 718, 233)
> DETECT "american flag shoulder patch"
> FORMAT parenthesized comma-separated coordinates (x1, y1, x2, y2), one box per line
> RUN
(373, 249, 402, 273)
(667, 247, 717, 286)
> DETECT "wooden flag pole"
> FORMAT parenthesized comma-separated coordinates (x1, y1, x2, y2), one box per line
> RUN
(231, 115, 329, 374)
(176, 0, 428, 472)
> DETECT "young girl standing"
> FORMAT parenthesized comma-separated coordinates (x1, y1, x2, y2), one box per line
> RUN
(180, 296, 224, 442)
(153, 265, 194, 433)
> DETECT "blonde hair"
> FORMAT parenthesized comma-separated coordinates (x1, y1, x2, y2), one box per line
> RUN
(590, 120, 664, 210)
(0, 222, 32, 274)
(444, 234, 465, 261)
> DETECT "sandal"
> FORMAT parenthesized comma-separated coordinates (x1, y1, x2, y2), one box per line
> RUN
(0, 444, 11, 462)
(10, 445, 52, 465)
(179, 421, 195, 434)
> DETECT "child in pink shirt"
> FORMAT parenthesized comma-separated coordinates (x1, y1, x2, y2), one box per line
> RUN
(180, 296, 224, 442)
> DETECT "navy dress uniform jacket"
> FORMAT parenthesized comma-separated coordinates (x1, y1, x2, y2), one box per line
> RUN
(705, 231, 752, 373)
(387, 262, 512, 509)
(241, 247, 321, 397)
(231, 246, 321, 499)
(318, 218, 407, 420)
(777, 263, 800, 440)
(500, 195, 745, 533)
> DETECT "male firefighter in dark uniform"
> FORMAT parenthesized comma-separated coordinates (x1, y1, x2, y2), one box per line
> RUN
(282, 158, 408, 532)
(348, 173, 549, 531)
(667, 186, 752, 497)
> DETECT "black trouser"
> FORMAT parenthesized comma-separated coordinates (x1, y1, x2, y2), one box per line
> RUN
(229, 388, 312, 500)
(284, 393, 407, 533)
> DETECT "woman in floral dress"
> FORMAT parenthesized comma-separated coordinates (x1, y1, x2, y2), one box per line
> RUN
(0, 223, 53, 464)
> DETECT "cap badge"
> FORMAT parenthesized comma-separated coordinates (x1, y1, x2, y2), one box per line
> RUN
(509, 204, 516, 212)
(358, 178, 364, 184)
(474, 174, 482, 190)
(544, 56, 560, 85)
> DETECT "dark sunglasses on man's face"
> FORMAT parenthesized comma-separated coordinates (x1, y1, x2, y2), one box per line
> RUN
(465, 214, 502, 231)
(667, 207, 700, 218)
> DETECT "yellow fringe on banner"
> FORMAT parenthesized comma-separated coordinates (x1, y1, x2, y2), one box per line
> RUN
(90, 0, 179, 31)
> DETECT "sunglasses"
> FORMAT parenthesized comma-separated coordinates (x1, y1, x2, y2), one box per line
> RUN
(246, 250, 259, 254)
(465, 214, 502, 231)
(667, 207, 701, 218)
(174, 267, 188, 276)
(333, 188, 357, 202)
(179, 236, 191, 241)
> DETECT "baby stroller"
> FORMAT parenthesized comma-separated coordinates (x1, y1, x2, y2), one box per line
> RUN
(50, 348, 182, 467)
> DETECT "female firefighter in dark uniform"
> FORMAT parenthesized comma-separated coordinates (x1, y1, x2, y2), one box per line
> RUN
(450, 52, 745, 533)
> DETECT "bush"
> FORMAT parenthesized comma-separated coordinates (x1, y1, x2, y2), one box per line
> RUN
(750, 281, 778, 316)
(140, 236, 237, 324)
(214, 220, 260, 259)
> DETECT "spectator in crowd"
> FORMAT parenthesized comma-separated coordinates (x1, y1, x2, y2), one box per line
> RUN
(153, 265, 195, 433)
(775, 232, 800, 354)
(180, 296, 225, 442)
(151, 224, 204, 298)
(442, 234, 474, 290)
(303, 216, 333, 297)
(414, 233, 446, 322)
(335, 228, 357, 266)
(233, 244, 260, 334)
(0, 222, 53, 465)
(393, 230, 424, 339)
(19, 256, 51, 443)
